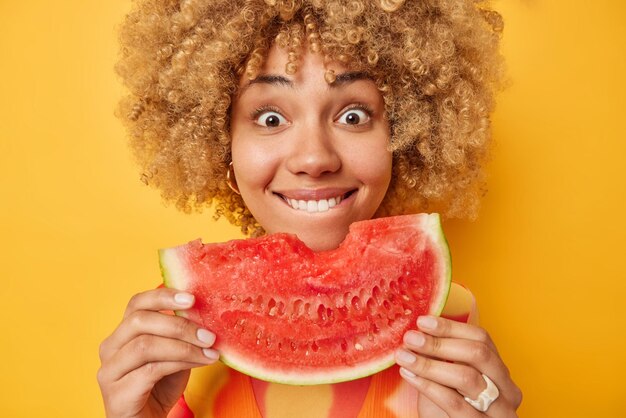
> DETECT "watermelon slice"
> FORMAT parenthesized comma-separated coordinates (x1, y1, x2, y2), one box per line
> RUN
(160, 213, 451, 385)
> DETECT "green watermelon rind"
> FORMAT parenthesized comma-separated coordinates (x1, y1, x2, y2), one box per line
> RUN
(159, 248, 191, 320)
(159, 213, 452, 385)
(423, 213, 452, 319)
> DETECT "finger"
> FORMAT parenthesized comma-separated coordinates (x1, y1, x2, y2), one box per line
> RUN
(98, 360, 200, 394)
(404, 329, 502, 378)
(123, 288, 195, 319)
(399, 367, 484, 418)
(101, 334, 219, 383)
(417, 316, 497, 352)
(399, 367, 518, 418)
(101, 362, 200, 416)
(101, 310, 215, 361)
(403, 329, 519, 406)
(396, 349, 488, 400)
(122, 360, 204, 389)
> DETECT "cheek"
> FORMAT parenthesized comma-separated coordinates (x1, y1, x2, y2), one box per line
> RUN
(348, 140, 393, 191)
(231, 140, 278, 193)
(369, 157, 393, 200)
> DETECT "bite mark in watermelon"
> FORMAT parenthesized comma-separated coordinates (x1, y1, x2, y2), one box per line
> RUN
(160, 213, 451, 385)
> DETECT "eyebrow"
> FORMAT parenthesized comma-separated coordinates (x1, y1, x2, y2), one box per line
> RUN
(239, 71, 372, 95)
(248, 74, 293, 88)
(332, 71, 371, 86)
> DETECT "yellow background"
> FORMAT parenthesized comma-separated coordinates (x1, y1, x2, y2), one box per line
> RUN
(1, 0, 624, 416)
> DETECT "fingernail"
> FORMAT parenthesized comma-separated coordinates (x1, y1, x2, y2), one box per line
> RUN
(399, 367, 417, 379)
(417, 315, 437, 330)
(203, 348, 219, 360)
(404, 331, 425, 347)
(396, 349, 416, 364)
(197, 328, 216, 345)
(174, 292, 194, 306)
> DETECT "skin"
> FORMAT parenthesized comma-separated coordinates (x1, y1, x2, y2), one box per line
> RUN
(97, 45, 521, 418)
(230, 45, 392, 252)
(97, 289, 219, 418)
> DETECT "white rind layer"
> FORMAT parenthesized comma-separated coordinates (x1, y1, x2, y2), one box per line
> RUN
(221, 350, 397, 385)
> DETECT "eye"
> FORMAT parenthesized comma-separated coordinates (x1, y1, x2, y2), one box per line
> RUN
(255, 110, 288, 128)
(337, 107, 371, 126)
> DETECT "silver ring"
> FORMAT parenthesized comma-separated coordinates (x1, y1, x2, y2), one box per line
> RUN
(463, 374, 500, 412)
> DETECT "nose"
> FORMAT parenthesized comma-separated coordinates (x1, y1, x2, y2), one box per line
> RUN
(286, 123, 341, 177)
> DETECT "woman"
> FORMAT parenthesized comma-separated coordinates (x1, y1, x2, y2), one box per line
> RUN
(98, 0, 521, 416)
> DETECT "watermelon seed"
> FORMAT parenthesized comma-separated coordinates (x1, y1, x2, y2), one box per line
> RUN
(278, 342, 283, 351)
(277, 301, 286, 316)
(383, 300, 391, 311)
(372, 286, 382, 304)
(311, 341, 319, 352)
(390, 280, 399, 294)
(354, 343, 364, 351)
(401, 294, 410, 302)
(268, 298, 278, 316)
(304, 302, 312, 318)
(290, 341, 297, 352)
(243, 296, 253, 307)
(404, 309, 413, 315)
(351, 296, 361, 311)
(255, 295, 264, 312)
(343, 292, 352, 305)
(317, 304, 328, 322)
(327, 307, 334, 323)
(366, 297, 376, 314)
(291, 299, 303, 319)
(265, 337, 272, 347)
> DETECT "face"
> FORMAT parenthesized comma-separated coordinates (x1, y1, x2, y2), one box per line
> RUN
(230, 45, 392, 251)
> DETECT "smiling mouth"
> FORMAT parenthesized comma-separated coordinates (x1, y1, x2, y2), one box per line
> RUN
(274, 190, 357, 213)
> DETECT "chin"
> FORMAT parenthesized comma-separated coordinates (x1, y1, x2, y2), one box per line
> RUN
(294, 227, 351, 252)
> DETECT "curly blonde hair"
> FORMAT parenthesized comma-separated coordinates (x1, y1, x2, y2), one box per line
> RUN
(116, 0, 504, 236)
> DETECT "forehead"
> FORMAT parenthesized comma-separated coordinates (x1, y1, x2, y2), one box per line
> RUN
(239, 43, 350, 87)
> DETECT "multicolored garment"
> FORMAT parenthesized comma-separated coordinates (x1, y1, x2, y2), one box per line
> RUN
(168, 283, 477, 418)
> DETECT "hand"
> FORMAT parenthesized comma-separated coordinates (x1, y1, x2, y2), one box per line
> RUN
(97, 288, 219, 418)
(395, 316, 522, 418)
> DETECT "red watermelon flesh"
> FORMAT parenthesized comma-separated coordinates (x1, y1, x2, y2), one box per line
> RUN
(160, 213, 451, 385)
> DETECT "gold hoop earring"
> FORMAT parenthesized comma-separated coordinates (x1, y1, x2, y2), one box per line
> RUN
(226, 162, 241, 195)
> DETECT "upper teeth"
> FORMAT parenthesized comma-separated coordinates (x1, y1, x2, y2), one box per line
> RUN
(287, 196, 342, 213)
